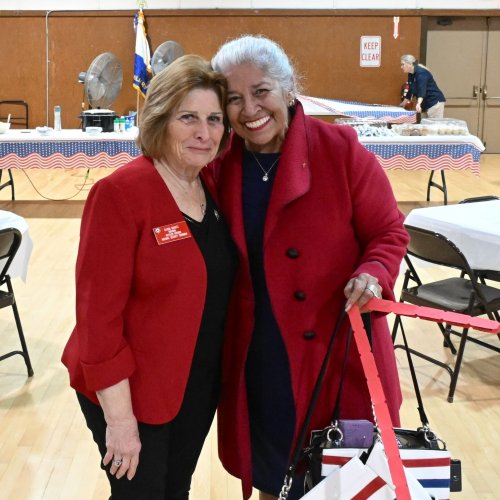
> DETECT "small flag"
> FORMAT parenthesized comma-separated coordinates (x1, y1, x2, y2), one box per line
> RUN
(133, 10, 152, 97)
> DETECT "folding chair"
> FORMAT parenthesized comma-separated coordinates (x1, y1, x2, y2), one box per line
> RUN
(392, 224, 500, 402)
(0, 100, 29, 200)
(459, 195, 499, 204)
(0, 227, 33, 376)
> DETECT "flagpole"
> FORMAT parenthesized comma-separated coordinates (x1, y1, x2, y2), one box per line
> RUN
(134, 0, 150, 128)
(136, 92, 140, 127)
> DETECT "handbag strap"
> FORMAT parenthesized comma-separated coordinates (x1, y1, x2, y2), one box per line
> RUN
(280, 305, 348, 498)
(328, 319, 353, 425)
(398, 318, 430, 428)
(328, 310, 430, 430)
(280, 305, 431, 499)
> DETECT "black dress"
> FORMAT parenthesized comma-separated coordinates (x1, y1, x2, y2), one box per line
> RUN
(242, 150, 304, 498)
(181, 182, 238, 403)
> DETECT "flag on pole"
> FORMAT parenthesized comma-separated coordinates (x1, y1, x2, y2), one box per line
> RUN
(133, 10, 151, 98)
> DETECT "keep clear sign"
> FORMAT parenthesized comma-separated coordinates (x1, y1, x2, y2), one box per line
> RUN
(360, 36, 381, 67)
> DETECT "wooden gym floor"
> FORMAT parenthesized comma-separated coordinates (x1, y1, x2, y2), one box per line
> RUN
(0, 156, 498, 499)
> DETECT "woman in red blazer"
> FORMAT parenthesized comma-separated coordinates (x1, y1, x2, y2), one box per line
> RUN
(211, 36, 410, 499)
(62, 55, 236, 498)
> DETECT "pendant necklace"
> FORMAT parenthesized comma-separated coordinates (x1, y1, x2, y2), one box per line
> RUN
(155, 159, 206, 217)
(251, 151, 280, 182)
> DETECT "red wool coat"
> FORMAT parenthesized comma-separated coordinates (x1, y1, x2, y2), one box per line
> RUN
(62, 156, 211, 424)
(212, 103, 409, 499)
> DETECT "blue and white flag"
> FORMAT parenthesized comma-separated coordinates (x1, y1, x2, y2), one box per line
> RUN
(133, 10, 151, 97)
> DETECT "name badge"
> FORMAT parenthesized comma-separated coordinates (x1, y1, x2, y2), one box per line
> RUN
(153, 221, 192, 245)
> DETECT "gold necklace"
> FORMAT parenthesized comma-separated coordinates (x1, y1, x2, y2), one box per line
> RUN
(251, 151, 280, 182)
(155, 160, 206, 217)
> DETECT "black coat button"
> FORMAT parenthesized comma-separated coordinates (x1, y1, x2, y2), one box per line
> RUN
(294, 290, 306, 301)
(286, 248, 300, 258)
(303, 330, 316, 340)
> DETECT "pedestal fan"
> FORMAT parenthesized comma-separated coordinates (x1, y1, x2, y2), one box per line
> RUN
(78, 52, 123, 131)
(151, 41, 184, 76)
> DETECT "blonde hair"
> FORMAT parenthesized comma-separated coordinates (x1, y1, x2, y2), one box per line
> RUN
(401, 54, 429, 70)
(137, 55, 230, 159)
(401, 54, 417, 65)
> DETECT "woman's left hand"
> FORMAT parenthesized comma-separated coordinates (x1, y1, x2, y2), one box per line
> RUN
(344, 273, 382, 311)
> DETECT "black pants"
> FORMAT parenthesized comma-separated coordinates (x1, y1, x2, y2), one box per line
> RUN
(77, 385, 218, 500)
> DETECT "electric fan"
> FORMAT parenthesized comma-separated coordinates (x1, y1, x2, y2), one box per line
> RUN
(77, 52, 123, 131)
(78, 52, 123, 109)
(151, 41, 184, 76)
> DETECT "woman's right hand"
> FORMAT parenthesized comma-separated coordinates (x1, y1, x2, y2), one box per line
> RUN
(102, 415, 141, 480)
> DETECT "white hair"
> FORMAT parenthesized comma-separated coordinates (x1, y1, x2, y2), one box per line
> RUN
(212, 35, 301, 94)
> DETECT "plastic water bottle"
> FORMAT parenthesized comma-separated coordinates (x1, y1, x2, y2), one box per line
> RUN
(54, 106, 62, 131)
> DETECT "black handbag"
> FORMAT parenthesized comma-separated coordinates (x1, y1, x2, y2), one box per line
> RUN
(279, 307, 462, 499)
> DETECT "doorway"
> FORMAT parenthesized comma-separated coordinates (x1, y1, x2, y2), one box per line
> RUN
(425, 17, 500, 153)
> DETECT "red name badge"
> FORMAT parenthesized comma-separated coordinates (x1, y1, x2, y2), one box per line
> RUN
(153, 221, 192, 245)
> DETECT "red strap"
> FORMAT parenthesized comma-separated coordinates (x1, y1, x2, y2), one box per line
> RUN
(348, 306, 411, 500)
(365, 297, 500, 333)
(347, 299, 500, 499)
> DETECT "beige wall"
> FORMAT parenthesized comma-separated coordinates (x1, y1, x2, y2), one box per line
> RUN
(1, 10, 422, 129)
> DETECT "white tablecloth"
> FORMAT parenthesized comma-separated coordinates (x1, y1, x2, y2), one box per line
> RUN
(405, 200, 500, 271)
(0, 210, 33, 281)
(0, 128, 138, 142)
(298, 95, 417, 123)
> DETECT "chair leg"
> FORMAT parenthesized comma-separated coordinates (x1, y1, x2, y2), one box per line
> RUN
(391, 314, 401, 343)
(6, 277, 33, 377)
(447, 327, 469, 403)
(11, 301, 34, 377)
(441, 323, 457, 354)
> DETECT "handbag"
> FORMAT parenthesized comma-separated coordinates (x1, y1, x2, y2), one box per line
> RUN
(278, 304, 461, 500)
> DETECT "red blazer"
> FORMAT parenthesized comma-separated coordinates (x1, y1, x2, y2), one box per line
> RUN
(62, 156, 210, 424)
(213, 103, 409, 498)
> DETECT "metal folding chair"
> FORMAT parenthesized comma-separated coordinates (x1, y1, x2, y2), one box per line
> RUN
(0, 227, 34, 377)
(392, 224, 500, 402)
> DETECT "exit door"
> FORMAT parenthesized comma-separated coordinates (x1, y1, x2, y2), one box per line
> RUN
(481, 18, 500, 152)
(425, 17, 500, 152)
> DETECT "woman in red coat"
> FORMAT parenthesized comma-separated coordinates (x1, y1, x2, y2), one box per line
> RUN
(62, 55, 236, 499)
(211, 36, 409, 499)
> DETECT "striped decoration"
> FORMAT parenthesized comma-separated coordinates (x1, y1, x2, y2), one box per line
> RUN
(371, 153, 480, 174)
(0, 130, 481, 175)
(0, 152, 138, 169)
(319, 447, 451, 499)
(401, 449, 451, 499)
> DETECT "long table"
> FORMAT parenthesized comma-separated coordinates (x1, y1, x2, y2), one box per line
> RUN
(299, 95, 417, 124)
(405, 200, 500, 272)
(360, 135, 485, 204)
(0, 129, 140, 170)
(0, 129, 483, 173)
(0, 129, 485, 204)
